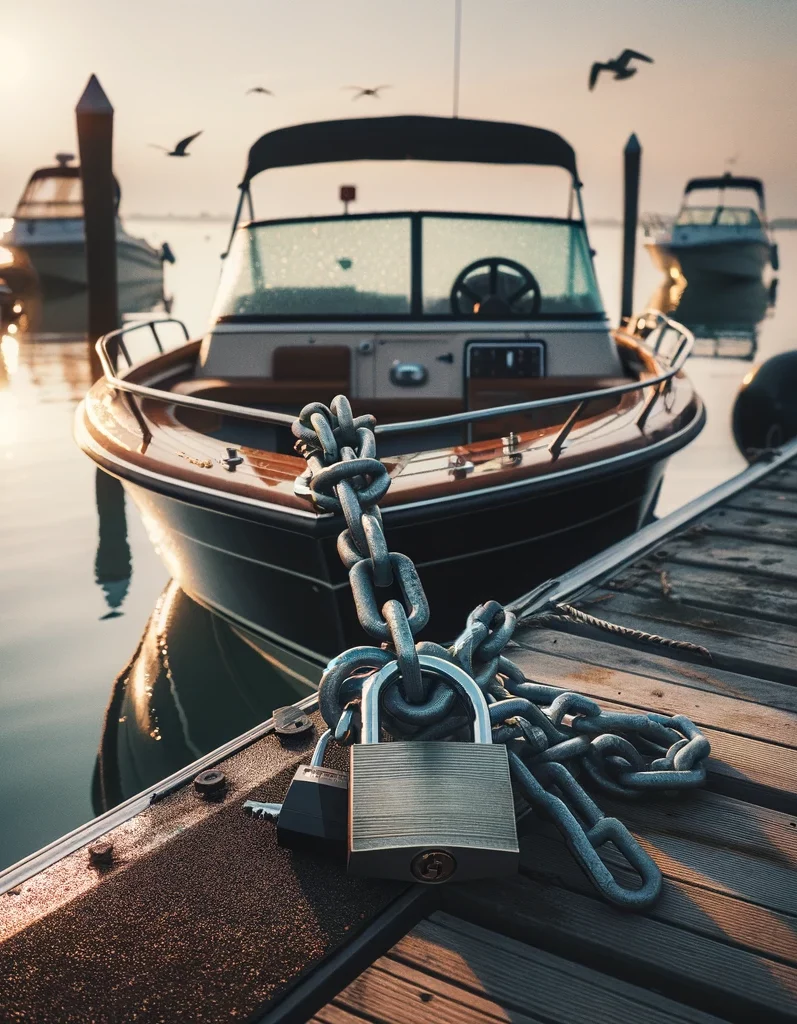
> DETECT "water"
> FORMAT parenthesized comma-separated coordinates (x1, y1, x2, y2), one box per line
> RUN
(1, 223, 794, 871)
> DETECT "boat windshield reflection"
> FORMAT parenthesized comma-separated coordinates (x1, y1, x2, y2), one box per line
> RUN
(92, 580, 321, 813)
(648, 272, 775, 361)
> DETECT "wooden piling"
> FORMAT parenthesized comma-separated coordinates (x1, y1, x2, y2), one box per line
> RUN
(620, 132, 641, 326)
(76, 75, 118, 381)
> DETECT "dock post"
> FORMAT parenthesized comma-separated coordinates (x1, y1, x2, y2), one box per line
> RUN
(76, 75, 118, 381)
(620, 132, 641, 326)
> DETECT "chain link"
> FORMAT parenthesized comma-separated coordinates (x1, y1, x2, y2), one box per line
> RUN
(293, 395, 711, 911)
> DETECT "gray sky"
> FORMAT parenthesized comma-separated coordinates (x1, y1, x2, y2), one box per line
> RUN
(3, 0, 796, 217)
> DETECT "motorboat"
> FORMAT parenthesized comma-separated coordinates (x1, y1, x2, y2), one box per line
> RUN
(645, 173, 777, 281)
(5, 153, 172, 294)
(76, 114, 705, 659)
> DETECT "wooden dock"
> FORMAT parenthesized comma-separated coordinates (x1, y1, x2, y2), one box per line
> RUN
(2, 443, 797, 1023)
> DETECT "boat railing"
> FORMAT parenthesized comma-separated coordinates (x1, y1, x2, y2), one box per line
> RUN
(96, 312, 694, 455)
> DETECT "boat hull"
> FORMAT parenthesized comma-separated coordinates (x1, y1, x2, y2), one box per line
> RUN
(646, 239, 771, 281)
(10, 234, 164, 291)
(121, 454, 671, 661)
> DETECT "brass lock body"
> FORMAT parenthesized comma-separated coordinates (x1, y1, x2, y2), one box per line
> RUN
(348, 656, 519, 883)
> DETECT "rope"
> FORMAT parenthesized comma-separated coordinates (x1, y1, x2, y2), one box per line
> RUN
(526, 602, 712, 661)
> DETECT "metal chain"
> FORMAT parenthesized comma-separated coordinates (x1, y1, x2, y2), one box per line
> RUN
(293, 396, 711, 911)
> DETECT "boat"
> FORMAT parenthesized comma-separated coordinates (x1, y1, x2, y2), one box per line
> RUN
(5, 153, 172, 294)
(644, 173, 777, 281)
(76, 114, 705, 660)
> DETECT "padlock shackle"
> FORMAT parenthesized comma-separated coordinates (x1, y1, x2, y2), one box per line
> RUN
(311, 729, 333, 767)
(360, 656, 492, 745)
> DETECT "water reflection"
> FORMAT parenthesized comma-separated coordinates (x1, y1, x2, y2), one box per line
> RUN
(94, 470, 131, 619)
(649, 271, 776, 360)
(92, 580, 320, 812)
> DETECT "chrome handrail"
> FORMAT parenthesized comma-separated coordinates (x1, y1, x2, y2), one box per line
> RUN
(95, 312, 694, 445)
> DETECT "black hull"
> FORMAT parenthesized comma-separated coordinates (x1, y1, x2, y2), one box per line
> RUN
(125, 456, 667, 661)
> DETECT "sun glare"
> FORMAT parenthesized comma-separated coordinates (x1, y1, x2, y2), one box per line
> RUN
(0, 43, 29, 90)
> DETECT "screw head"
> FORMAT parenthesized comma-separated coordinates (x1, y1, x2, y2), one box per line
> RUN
(194, 769, 227, 798)
(273, 706, 313, 737)
(88, 842, 114, 866)
(411, 850, 456, 883)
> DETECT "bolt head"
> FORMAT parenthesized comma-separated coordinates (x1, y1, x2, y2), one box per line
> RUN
(88, 842, 114, 866)
(411, 849, 456, 883)
(194, 769, 227, 798)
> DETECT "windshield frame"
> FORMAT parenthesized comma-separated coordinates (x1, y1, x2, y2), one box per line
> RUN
(215, 209, 605, 324)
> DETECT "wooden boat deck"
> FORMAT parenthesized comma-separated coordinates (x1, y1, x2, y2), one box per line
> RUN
(2, 447, 797, 1022)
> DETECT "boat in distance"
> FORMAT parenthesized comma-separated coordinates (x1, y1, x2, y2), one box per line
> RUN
(5, 153, 172, 294)
(645, 173, 777, 282)
(76, 114, 705, 659)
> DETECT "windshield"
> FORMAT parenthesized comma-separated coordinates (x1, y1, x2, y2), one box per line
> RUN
(15, 175, 84, 219)
(676, 205, 761, 228)
(213, 213, 603, 320)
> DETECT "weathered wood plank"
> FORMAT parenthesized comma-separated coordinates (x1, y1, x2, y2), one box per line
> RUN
(606, 559, 797, 626)
(510, 640, 797, 812)
(728, 487, 797, 519)
(312, 1007, 370, 1024)
(578, 586, 797, 657)
(664, 533, 797, 586)
(330, 957, 543, 1023)
(510, 635, 797, 745)
(522, 829, 797, 961)
(512, 625, 797, 713)
(390, 915, 728, 1024)
(599, 790, 797, 869)
(757, 467, 797, 494)
(450, 875, 797, 1023)
(699, 506, 797, 547)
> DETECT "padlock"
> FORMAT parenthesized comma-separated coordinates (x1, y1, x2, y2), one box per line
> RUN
(276, 729, 348, 854)
(348, 655, 519, 883)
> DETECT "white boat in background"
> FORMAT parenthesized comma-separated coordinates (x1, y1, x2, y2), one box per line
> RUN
(645, 173, 777, 282)
(6, 153, 173, 293)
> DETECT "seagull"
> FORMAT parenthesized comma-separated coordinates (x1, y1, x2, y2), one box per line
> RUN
(343, 85, 391, 101)
(589, 50, 653, 90)
(149, 131, 203, 157)
(247, 87, 274, 96)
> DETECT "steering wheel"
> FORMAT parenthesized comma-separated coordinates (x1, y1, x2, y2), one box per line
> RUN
(450, 257, 542, 318)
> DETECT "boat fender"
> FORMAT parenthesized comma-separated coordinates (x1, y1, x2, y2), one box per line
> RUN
(160, 241, 176, 264)
(770, 243, 779, 272)
(732, 351, 797, 461)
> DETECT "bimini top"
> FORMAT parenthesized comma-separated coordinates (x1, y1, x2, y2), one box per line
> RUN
(685, 173, 764, 203)
(241, 115, 578, 185)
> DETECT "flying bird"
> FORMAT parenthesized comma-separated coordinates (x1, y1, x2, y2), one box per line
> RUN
(589, 49, 653, 90)
(343, 85, 391, 100)
(149, 131, 203, 157)
(247, 87, 274, 96)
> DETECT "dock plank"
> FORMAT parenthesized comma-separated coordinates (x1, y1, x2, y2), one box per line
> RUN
(510, 639, 797, 812)
(510, 626, 794, 724)
(522, 827, 797, 961)
(664, 533, 797, 586)
(578, 585, 797, 663)
(511, 631, 797, 733)
(320, 914, 728, 1024)
(605, 559, 797, 626)
(450, 875, 797, 1024)
(700, 506, 797, 546)
(729, 487, 797, 518)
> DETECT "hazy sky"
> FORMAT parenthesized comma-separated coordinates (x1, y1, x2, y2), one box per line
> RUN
(3, 0, 796, 218)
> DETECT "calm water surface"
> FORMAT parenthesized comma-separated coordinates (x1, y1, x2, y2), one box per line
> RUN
(0, 223, 793, 870)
